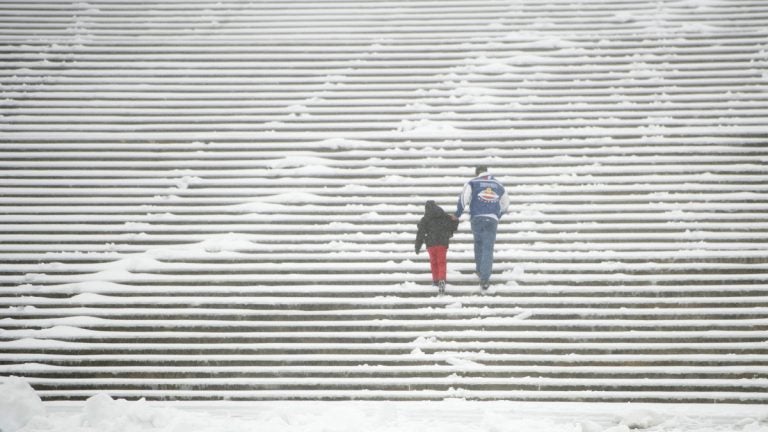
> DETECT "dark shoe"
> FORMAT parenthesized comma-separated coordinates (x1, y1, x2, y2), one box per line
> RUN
(480, 280, 490, 291)
(438, 280, 446, 295)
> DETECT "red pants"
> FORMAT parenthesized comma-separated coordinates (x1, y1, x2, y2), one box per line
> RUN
(427, 245, 448, 282)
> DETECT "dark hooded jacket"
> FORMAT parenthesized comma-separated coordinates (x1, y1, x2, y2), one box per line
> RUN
(415, 200, 459, 252)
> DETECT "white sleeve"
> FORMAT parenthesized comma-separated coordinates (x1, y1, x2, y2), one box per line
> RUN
(455, 182, 472, 217)
(499, 189, 510, 215)
(461, 183, 472, 208)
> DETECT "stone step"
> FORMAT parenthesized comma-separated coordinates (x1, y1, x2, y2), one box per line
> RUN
(2, 330, 765, 344)
(2, 339, 763, 353)
(6, 312, 765, 323)
(28, 389, 768, 403)
(10, 372, 768, 382)
(24, 380, 768, 394)
(6, 351, 766, 364)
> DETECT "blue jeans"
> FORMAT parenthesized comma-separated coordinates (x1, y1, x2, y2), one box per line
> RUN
(471, 216, 498, 282)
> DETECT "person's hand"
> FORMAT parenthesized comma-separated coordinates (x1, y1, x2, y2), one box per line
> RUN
(450, 215, 458, 221)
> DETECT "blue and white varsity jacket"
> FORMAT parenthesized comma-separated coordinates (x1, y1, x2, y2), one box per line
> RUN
(455, 173, 509, 220)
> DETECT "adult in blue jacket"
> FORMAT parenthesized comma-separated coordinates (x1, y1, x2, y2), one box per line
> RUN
(454, 166, 509, 290)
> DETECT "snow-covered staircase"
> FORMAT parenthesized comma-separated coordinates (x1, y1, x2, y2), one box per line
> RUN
(1, 0, 767, 402)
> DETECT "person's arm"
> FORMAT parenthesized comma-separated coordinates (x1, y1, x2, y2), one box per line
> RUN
(455, 182, 472, 219)
(449, 215, 459, 235)
(498, 187, 510, 219)
(415, 220, 425, 253)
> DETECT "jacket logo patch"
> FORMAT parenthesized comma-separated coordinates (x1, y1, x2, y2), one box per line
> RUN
(478, 187, 499, 202)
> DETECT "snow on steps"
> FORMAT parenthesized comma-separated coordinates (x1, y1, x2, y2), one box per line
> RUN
(1, 0, 767, 403)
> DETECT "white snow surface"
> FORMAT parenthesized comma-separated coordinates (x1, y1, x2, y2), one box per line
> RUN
(0, 378, 764, 432)
(0, 377, 45, 432)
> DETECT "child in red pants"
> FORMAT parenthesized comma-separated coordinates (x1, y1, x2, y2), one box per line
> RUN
(415, 200, 459, 295)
